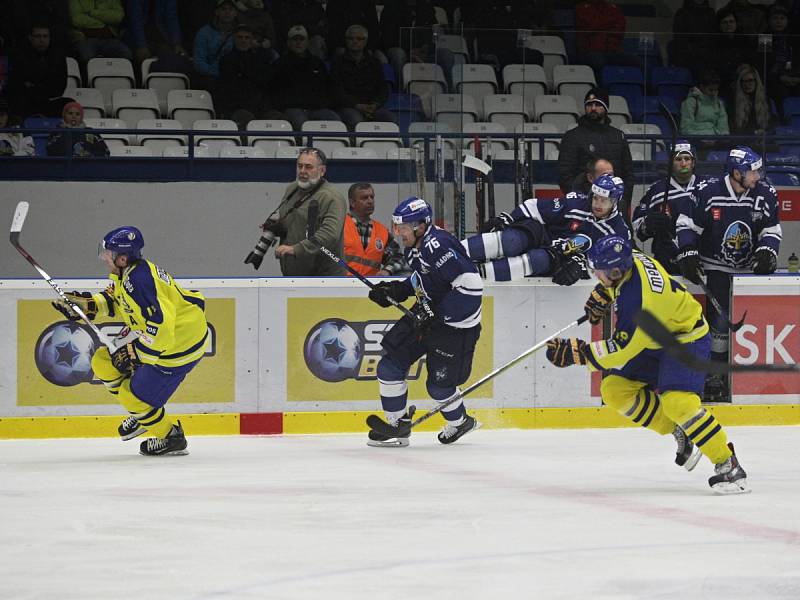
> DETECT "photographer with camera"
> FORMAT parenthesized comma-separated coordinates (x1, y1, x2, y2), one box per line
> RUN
(244, 147, 347, 275)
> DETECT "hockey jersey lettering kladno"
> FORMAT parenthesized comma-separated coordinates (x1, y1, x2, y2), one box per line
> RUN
(400, 225, 482, 329)
(93, 260, 208, 368)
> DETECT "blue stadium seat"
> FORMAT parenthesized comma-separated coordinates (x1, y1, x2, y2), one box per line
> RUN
(766, 171, 800, 186)
(766, 152, 800, 165)
(601, 66, 645, 110)
(705, 150, 729, 162)
(782, 97, 800, 121)
(383, 63, 396, 92)
(651, 66, 692, 105)
(622, 37, 662, 67)
(23, 117, 63, 156)
(384, 93, 426, 132)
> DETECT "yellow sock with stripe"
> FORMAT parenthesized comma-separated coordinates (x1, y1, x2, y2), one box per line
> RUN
(118, 380, 174, 439)
(601, 375, 674, 435)
(660, 391, 732, 465)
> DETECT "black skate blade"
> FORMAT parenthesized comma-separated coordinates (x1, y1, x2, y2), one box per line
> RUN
(366, 414, 410, 438)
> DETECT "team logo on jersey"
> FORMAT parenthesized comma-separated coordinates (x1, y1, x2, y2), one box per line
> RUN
(720, 221, 753, 266)
(552, 198, 562, 210)
(570, 220, 580, 231)
(712, 208, 722, 221)
(375, 238, 384, 250)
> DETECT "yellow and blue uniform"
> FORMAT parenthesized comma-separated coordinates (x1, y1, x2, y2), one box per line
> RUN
(588, 252, 732, 465)
(90, 259, 207, 438)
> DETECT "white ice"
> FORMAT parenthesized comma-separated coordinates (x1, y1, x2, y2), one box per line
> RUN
(1, 426, 799, 600)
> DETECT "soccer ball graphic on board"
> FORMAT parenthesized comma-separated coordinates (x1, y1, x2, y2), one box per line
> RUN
(35, 322, 97, 386)
(303, 319, 362, 382)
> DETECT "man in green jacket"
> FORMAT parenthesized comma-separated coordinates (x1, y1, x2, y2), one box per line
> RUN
(68, 0, 132, 63)
(245, 147, 347, 276)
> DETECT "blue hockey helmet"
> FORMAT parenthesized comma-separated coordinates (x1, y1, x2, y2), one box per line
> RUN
(587, 235, 633, 273)
(100, 226, 144, 261)
(392, 196, 432, 226)
(590, 174, 625, 206)
(726, 145, 763, 176)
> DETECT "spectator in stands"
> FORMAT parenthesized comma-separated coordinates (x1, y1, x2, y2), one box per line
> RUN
(234, 0, 278, 55)
(125, 0, 188, 66)
(331, 24, 394, 131)
(46, 100, 110, 156)
(325, 0, 384, 61)
(217, 24, 283, 129)
(558, 88, 634, 216)
(702, 9, 758, 92)
(571, 156, 614, 195)
(765, 3, 800, 117)
(6, 24, 68, 119)
(272, 0, 327, 60)
(729, 63, 777, 150)
(343, 182, 407, 277)
(460, 1, 547, 69)
(271, 25, 339, 132)
(718, 0, 767, 35)
(0, 97, 35, 156)
(9, 1, 70, 51)
(575, 0, 641, 76)
(192, 0, 237, 91)
(68, 0, 132, 64)
(671, 0, 718, 73)
(680, 68, 729, 152)
(244, 147, 347, 276)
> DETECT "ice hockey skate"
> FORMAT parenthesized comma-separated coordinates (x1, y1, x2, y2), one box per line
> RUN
(367, 406, 415, 448)
(139, 421, 188, 456)
(118, 415, 145, 441)
(672, 426, 701, 471)
(709, 443, 750, 494)
(438, 414, 481, 444)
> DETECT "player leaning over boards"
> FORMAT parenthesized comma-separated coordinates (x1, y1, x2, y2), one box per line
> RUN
(52, 227, 207, 457)
(545, 235, 749, 494)
(367, 197, 483, 447)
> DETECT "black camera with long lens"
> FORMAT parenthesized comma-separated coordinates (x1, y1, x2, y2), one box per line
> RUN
(244, 221, 286, 270)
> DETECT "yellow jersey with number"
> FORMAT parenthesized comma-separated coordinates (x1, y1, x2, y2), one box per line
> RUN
(585, 252, 708, 372)
(93, 259, 208, 368)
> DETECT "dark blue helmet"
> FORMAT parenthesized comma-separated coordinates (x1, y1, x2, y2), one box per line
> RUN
(100, 226, 144, 261)
(392, 196, 432, 226)
(587, 235, 633, 273)
(590, 174, 625, 206)
(726, 145, 763, 176)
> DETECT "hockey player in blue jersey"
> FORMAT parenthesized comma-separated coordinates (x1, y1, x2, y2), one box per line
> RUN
(675, 145, 782, 400)
(367, 197, 483, 447)
(545, 235, 749, 494)
(461, 174, 632, 284)
(632, 140, 708, 275)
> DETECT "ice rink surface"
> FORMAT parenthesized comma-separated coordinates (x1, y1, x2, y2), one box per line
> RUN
(1, 426, 799, 600)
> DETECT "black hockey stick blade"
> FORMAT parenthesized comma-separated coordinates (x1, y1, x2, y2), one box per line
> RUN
(698, 279, 747, 332)
(635, 309, 799, 374)
(366, 414, 408, 438)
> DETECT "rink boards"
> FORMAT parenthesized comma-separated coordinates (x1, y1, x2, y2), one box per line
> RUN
(0, 276, 798, 438)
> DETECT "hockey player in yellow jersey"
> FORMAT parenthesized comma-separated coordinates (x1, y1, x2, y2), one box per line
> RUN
(52, 226, 207, 456)
(545, 235, 749, 494)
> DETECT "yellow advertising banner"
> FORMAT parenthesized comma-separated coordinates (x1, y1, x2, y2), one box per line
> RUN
(286, 297, 493, 401)
(16, 299, 236, 406)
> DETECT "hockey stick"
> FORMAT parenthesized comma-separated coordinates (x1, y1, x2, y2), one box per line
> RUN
(635, 309, 798, 374)
(486, 138, 496, 218)
(413, 144, 426, 200)
(434, 134, 446, 228)
(366, 314, 590, 437)
(9, 201, 122, 352)
(698, 278, 746, 332)
(318, 245, 414, 319)
(474, 136, 485, 228)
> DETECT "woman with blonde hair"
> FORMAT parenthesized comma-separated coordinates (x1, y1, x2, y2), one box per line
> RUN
(730, 64, 777, 138)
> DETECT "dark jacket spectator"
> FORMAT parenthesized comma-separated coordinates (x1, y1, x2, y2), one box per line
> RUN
(235, 0, 277, 51)
(10, 0, 70, 51)
(558, 88, 634, 212)
(272, 0, 327, 58)
(460, 1, 546, 67)
(6, 24, 68, 119)
(718, 0, 767, 35)
(702, 9, 758, 90)
(125, 0, 186, 64)
(217, 24, 281, 128)
(325, 0, 381, 55)
(765, 3, 800, 115)
(330, 24, 394, 130)
(46, 100, 110, 156)
(671, 0, 718, 70)
(272, 29, 331, 111)
(378, 0, 436, 53)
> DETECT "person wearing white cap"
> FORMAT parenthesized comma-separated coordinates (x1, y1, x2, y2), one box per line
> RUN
(632, 140, 709, 275)
(271, 23, 340, 131)
(558, 86, 634, 218)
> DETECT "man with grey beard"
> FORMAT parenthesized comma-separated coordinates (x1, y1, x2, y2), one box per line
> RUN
(245, 147, 347, 275)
